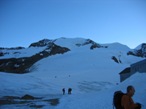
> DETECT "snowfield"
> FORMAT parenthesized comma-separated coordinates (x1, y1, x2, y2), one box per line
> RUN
(0, 72, 146, 109)
(0, 38, 145, 109)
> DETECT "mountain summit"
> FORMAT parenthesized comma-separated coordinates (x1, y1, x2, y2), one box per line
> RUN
(0, 38, 146, 109)
(0, 38, 145, 74)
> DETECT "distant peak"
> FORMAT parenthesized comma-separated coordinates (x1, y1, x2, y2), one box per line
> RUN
(128, 43, 146, 57)
(135, 43, 146, 50)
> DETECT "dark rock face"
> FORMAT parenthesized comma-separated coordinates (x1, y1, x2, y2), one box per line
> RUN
(0, 43, 70, 73)
(0, 47, 25, 50)
(84, 39, 108, 49)
(21, 94, 35, 100)
(112, 56, 121, 63)
(127, 43, 146, 57)
(75, 39, 107, 50)
(29, 39, 53, 47)
(0, 52, 4, 56)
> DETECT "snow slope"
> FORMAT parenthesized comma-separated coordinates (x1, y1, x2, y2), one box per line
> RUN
(53, 73, 146, 109)
(0, 38, 145, 109)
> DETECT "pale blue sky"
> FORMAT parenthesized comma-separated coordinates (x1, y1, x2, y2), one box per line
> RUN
(0, 0, 146, 48)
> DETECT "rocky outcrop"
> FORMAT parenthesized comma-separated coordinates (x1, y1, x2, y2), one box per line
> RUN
(127, 43, 146, 57)
(0, 47, 25, 50)
(21, 94, 36, 100)
(83, 39, 101, 49)
(75, 39, 107, 49)
(112, 56, 121, 63)
(0, 95, 59, 107)
(29, 39, 53, 47)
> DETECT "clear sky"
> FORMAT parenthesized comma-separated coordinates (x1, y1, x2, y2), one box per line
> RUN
(0, 0, 146, 48)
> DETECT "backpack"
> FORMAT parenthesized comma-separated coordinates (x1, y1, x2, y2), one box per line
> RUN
(113, 91, 125, 109)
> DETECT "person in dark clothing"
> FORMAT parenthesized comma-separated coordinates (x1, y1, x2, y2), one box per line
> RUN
(121, 85, 141, 109)
(68, 88, 72, 94)
(62, 88, 65, 95)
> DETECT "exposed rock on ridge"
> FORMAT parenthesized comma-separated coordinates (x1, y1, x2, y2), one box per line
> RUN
(29, 39, 53, 47)
(0, 43, 70, 73)
(127, 43, 146, 57)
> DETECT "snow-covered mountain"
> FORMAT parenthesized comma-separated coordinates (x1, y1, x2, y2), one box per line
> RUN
(0, 38, 144, 73)
(127, 43, 146, 57)
(0, 38, 146, 109)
